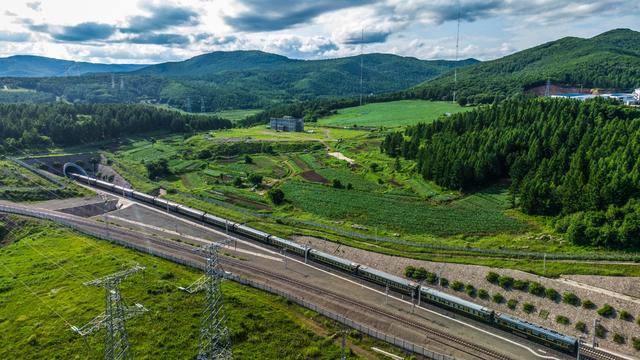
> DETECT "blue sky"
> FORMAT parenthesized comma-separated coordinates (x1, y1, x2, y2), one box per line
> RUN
(1, 0, 639, 64)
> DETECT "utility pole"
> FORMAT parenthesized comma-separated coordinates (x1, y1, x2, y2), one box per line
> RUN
(180, 242, 232, 360)
(592, 319, 598, 347)
(72, 265, 147, 360)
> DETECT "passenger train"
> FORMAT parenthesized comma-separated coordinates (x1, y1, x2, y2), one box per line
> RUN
(71, 174, 579, 355)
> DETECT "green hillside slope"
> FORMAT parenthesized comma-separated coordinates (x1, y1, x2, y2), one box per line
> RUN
(409, 28, 640, 104)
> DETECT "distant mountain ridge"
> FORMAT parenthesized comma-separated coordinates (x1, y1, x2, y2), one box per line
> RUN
(0, 55, 147, 77)
(0, 51, 478, 110)
(409, 28, 640, 104)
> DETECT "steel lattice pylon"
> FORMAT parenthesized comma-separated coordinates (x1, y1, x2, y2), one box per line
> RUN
(196, 243, 232, 360)
(72, 265, 146, 360)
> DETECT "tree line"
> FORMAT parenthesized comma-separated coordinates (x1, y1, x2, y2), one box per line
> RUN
(0, 103, 231, 151)
(382, 97, 640, 250)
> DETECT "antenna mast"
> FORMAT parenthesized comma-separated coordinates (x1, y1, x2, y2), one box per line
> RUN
(453, 2, 461, 103)
(360, 27, 364, 107)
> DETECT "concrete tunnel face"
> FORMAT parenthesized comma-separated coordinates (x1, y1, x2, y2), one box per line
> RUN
(62, 162, 88, 178)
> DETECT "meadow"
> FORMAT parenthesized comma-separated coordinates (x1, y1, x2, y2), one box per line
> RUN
(0, 217, 408, 359)
(317, 100, 473, 128)
(0, 160, 86, 201)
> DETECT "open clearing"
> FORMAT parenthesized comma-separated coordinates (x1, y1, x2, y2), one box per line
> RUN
(318, 100, 473, 127)
(0, 218, 371, 359)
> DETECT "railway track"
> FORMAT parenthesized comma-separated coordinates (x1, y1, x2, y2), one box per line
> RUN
(580, 346, 630, 360)
(223, 258, 514, 360)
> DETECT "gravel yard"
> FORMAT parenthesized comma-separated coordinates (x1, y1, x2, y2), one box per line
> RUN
(294, 235, 640, 357)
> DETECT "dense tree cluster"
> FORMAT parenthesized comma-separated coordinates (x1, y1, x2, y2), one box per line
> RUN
(382, 98, 640, 249)
(0, 103, 231, 151)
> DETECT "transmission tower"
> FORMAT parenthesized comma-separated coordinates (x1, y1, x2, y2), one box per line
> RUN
(120, 77, 125, 91)
(186, 98, 192, 113)
(453, 2, 461, 103)
(72, 265, 147, 360)
(201, 97, 206, 113)
(180, 242, 232, 360)
(111, 74, 116, 89)
(359, 28, 364, 107)
(340, 328, 347, 360)
(544, 78, 551, 97)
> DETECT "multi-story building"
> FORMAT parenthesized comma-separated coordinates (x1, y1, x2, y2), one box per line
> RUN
(269, 116, 304, 132)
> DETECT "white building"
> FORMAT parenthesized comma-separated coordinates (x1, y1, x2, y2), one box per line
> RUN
(634, 88, 640, 102)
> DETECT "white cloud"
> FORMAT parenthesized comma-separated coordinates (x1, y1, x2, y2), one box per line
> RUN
(0, 0, 637, 63)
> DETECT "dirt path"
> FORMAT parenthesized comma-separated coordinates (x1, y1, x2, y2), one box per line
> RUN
(328, 151, 356, 165)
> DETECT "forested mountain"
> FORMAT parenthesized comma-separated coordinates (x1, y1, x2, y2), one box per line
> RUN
(0, 103, 231, 150)
(382, 98, 640, 250)
(0, 51, 477, 111)
(0, 55, 147, 77)
(408, 29, 640, 105)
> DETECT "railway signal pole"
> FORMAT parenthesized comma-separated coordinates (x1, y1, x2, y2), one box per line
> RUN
(72, 265, 147, 360)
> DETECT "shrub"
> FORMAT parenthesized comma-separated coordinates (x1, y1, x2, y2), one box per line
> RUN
(440, 278, 449, 287)
(575, 321, 586, 332)
(539, 309, 549, 319)
(582, 299, 596, 309)
(555, 315, 570, 325)
(268, 188, 285, 205)
(452, 281, 464, 291)
(562, 292, 580, 306)
(595, 324, 607, 338)
(492, 293, 505, 304)
(413, 267, 428, 280)
(346, 183, 353, 190)
(528, 282, 545, 296)
(637, 317, 640, 326)
(513, 279, 529, 291)
(249, 173, 263, 186)
(244, 155, 253, 164)
(486, 272, 499, 284)
(507, 299, 518, 310)
(545, 288, 559, 301)
(633, 337, 640, 351)
(613, 333, 625, 344)
(498, 276, 514, 289)
(404, 266, 416, 278)
(464, 284, 476, 297)
(478, 289, 489, 300)
(425, 272, 438, 285)
(598, 304, 615, 318)
(620, 310, 633, 321)
(332, 178, 344, 189)
(233, 177, 243, 187)
(522, 303, 535, 314)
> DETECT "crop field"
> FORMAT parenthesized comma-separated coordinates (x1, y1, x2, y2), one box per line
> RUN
(213, 109, 262, 122)
(280, 181, 528, 236)
(0, 218, 406, 359)
(318, 100, 473, 128)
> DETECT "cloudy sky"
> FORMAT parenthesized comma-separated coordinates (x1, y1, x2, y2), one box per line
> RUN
(1, 0, 639, 64)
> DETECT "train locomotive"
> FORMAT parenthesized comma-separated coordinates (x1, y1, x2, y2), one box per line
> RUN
(70, 174, 579, 355)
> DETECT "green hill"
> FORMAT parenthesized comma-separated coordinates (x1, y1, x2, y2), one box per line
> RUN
(0, 55, 146, 77)
(409, 28, 640, 104)
(0, 51, 477, 111)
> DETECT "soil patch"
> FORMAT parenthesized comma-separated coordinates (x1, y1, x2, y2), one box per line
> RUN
(225, 193, 271, 210)
(292, 157, 310, 171)
(300, 170, 329, 184)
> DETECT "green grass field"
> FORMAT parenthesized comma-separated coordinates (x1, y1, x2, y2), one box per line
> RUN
(0, 218, 411, 359)
(318, 100, 473, 128)
(0, 160, 87, 201)
(213, 109, 262, 122)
